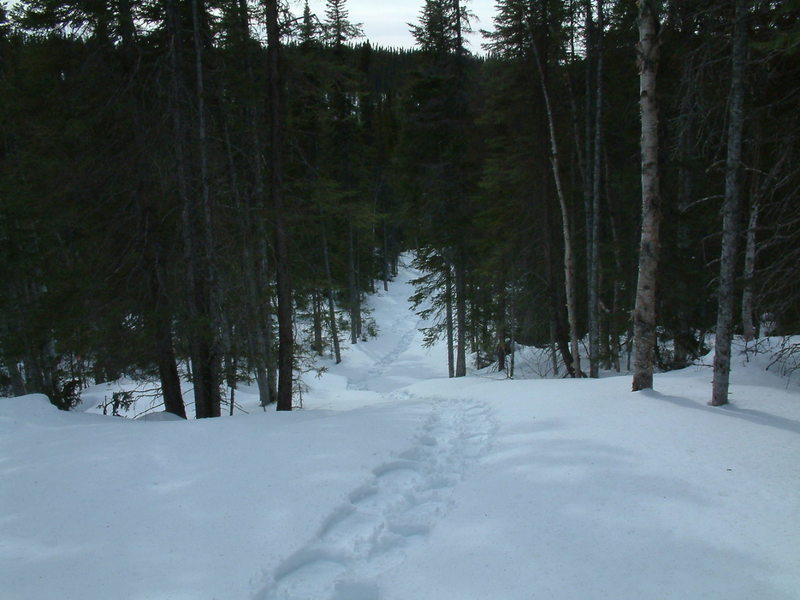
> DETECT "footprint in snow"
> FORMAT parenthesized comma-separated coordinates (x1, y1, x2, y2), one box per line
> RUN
(252, 397, 494, 600)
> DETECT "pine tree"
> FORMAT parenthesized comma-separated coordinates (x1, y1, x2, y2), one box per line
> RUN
(402, 0, 477, 377)
(265, 0, 294, 411)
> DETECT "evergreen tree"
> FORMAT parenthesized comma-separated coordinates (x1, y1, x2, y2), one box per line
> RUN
(401, 0, 477, 377)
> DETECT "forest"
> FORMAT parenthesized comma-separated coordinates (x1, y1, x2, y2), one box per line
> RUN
(1, 0, 798, 416)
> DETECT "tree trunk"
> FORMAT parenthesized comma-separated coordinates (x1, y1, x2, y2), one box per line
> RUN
(509, 332, 515, 379)
(8, 360, 26, 396)
(549, 317, 559, 377)
(583, 0, 594, 220)
(741, 187, 759, 344)
(191, 0, 222, 418)
(234, 6, 276, 411)
(23, 340, 45, 394)
(266, 0, 293, 411)
(531, 37, 582, 378)
(244, 235, 275, 408)
(167, 0, 217, 418)
(454, 253, 467, 377)
(446, 264, 455, 378)
(152, 288, 186, 419)
(354, 230, 363, 340)
(606, 154, 623, 373)
(322, 225, 342, 364)
(740, 130, 764, 344)
(711, 0, 748, 407)
(221, 315, 237, 416)
(741, 144, 786, 344)
(313, 291, 324, 355)
(382, 222, 390, 292)
(673, 49, 698, 368)
(228, 370, 236, 416)
(496, 275, 507, 372)
(588, 0, 604, 378)
(542, 205, 569, 378)
(252, 364, 269, 409)
(117, 0, 136, 55)
(247, 252, 274, 408)
(632, 0, 662, 392)
(348, 223, 359, 345)
(583, 0, 595, 375)
(243, 130, 275, 409)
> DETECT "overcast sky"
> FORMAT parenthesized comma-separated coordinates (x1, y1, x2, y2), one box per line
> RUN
(303, 0, 497, 51)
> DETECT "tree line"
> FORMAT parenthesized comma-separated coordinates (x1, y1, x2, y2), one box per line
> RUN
(0, 0, 797, 415)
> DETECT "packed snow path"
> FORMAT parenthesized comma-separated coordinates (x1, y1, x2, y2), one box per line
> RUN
(346, 318, 422, 392)
(331, 265, 446, 394)
(254, 396, 493, 600)
(255, 263, 496, 599)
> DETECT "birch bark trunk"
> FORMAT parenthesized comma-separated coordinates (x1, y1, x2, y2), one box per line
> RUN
(740, 195, 759, 343)
(632, 0, 662, 392)
(446, 265, 455, 378)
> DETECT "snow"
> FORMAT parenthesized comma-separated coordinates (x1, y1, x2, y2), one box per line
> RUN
(2, 262, 799, 600)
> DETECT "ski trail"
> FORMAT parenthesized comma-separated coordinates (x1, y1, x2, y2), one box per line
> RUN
(252, 396, 494, 600)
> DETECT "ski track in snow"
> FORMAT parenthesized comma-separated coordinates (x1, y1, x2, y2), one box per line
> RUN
(252, 395, 493, 600)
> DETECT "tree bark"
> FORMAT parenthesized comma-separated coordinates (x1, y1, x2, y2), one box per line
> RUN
(8, 360, 26, 397)
(741, 182, 759, 343)
(229, 0, 277, 411)
(454, 253, 467, 377)
(245, 38, 276, 409)
(190, 0, 222, 419)
(166, 0, 217, 418)
(446, 264, 455, 378)
(348, 223, 359, 345)
(152, 269, 186, 419)
(243, 232, 275, 408)
(221, 316, 237, 416)
(322, 225, 342, 364)
(582, 0, 595, 375)
(313, 290, 324, 355)
(711, 0, 748, 407)
(531, 36, 582, 378)
(632, 0, 662, 392)
(588, 0, 604, 378)
(549, 318, 560, 377)
(605, 152, 623, 373)
(741, 145, 786, 343)
(266, 0, 294, 411)
(740, 129, 766, 344)
(383, 222, 392, 292)
(496, 274, 507, 372)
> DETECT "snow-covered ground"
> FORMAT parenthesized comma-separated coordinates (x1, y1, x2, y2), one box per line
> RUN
(2, 262, 799, 600)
